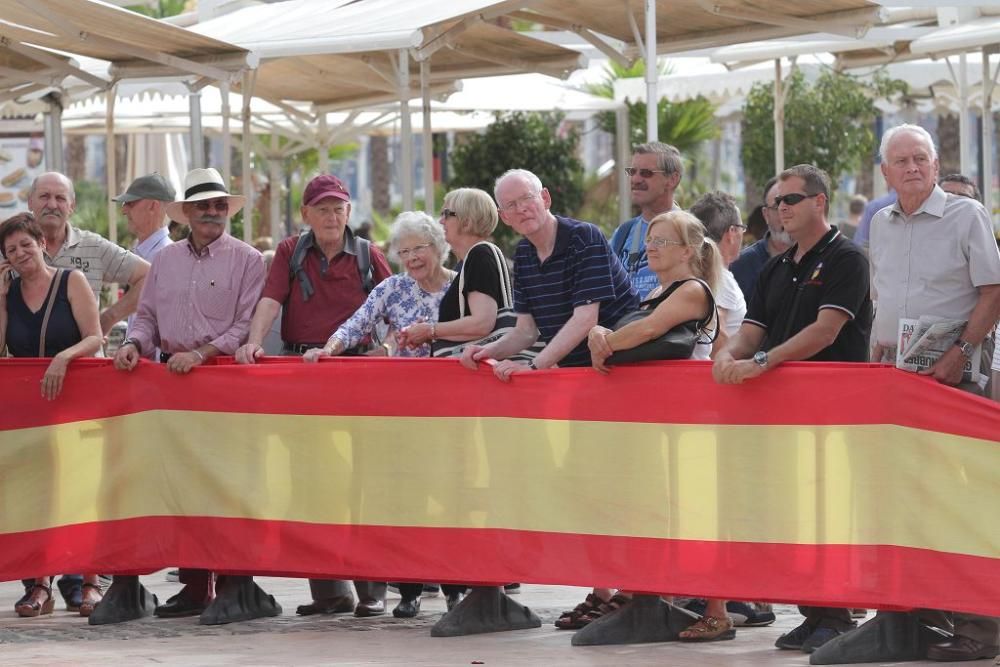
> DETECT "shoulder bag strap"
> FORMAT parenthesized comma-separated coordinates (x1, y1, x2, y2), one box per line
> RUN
(356, 237, 374, 295)
(38, 268, 65, 357)
(459, 241, 512, 316)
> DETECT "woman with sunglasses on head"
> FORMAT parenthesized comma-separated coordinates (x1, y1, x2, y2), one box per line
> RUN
(0, 212, 105, 619)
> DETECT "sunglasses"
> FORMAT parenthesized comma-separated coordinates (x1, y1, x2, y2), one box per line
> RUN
(625, 168, 669, 178)
(440, 208, 458, 218)
(774, 192, 820, 207)
(192, 199, 230, 212)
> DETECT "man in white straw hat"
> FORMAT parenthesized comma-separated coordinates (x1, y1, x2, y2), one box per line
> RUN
(103, 168, 276, 626)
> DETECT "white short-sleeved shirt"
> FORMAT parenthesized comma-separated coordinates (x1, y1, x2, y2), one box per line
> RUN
(716, 269, 747, 339)
(869, 186, 1000, 346)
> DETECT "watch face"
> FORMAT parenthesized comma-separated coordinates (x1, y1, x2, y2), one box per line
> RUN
(754, 351, 767, 366)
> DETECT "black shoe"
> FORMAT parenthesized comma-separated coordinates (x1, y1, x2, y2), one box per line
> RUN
(57, 577, 83, 612)
(155, 589, 207, 618)
(802, 627, 845, 653)
(927, 636, 1000, 662)
(296, 594, 355, 616)
(446, 591, 463, 611)
(354, 598, 386, 617)
(393, 597, 420, 618)
(503, 583, 520, 595)
(776, 620, 817, 650)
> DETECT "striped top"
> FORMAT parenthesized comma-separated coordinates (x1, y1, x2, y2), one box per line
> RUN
(45, 224, 142, 305)
(513, 216, 638, 367)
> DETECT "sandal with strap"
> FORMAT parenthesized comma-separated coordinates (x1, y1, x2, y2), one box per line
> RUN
(15, 583, 55, 618)
(577, 592, 632, 625)
(554, 593, 604, 630)
(79, 582, 104, 617)
(679, 615, 736, 642)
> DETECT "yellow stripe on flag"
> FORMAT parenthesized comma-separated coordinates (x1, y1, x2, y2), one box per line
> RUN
(2, 410, 997, 559)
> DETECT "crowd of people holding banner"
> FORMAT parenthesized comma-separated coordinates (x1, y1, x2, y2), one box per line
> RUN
(1, 122, 998, 662)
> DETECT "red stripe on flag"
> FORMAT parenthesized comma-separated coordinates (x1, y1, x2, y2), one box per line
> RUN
(1, 359, 997, 441)
(1, 516, 997, 617)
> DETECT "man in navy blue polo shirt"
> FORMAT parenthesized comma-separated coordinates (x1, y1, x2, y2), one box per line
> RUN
(461, 168, 637, 380)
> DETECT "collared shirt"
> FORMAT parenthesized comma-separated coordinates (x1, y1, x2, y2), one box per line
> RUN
(331, 272, 453, 358)
(745, 227, 872, 362)
(854, 190, 897, 249)
(45, 223, 142, 303)
(514, 215, 638, 367)
(134, 227, 173, 262)
(129, 233, 265, 356)
(869, 185, 1000, 346)
(609, 204, 681, 299)
(730, 233, 774, 303)
(262, 228, 392, 345)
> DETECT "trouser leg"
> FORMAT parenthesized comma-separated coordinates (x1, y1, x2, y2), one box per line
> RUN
(799, 605, 856, 632)
(308, 579, 353, 600)
(354, 580, 387, 602)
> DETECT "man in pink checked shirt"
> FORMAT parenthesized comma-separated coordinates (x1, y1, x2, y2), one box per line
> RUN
(101, 168, 273, 627)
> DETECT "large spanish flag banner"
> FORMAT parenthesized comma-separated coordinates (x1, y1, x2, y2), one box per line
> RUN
(1, 358, 998, 615)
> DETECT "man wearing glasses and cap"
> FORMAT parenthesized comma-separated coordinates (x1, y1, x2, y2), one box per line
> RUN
(113, 173, 176, 264)
(609, 142, 683, 299)
(107, 167, 272, 626)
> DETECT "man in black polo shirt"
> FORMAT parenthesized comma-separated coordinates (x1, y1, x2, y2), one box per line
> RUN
(713, 164, 872, 654)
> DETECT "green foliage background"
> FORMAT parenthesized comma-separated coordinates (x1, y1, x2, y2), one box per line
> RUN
(448, 111, 584, 252)
(741, 69, 908, 192)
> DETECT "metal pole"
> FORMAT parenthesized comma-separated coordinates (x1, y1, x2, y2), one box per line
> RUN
(982, 49, 995, 220)
(421, 59, 434, 214)
(959, 52, 970, 175)
(269, 133, 281, 242)
(317, 114, 330, 174)
(774, 59, 785, 174)
(242, 69, 254, 243)
(616, 106, 631, 223)
(399, 48, 414, 210)
(189, 86, 204, 169)
(106, 84, 118, 247)
(43, 93, 65, 174)
(220, 79, 232, 184)
(644, 0, 657, 142)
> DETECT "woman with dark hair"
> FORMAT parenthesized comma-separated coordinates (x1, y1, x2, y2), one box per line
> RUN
(0, 212, 103, 618)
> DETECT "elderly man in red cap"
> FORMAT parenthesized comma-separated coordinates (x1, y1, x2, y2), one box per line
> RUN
(236, 173, 392, 618)
(102, 167, 271, 626)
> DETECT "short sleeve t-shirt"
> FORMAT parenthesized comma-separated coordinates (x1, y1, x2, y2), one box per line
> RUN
(745, 228, 872, 362)
(438, 242, 506, 323)
(513, 216, 638, 367)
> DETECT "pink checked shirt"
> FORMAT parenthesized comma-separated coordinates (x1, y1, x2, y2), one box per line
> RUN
(129, 233, 265, 356)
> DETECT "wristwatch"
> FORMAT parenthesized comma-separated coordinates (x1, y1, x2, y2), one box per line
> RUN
(528, 360, 538, 370)
(122, 337, 142, 354)
(753, 350, 769, 369)
(954, 339, 975, 359)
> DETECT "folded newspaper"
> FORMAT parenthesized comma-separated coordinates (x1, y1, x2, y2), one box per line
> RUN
(896, 316, 981, 384)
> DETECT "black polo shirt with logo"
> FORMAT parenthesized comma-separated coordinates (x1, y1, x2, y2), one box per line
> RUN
(744, 227, 872, 362)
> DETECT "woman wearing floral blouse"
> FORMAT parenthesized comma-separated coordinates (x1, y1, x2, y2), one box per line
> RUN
(304, 211, 454, 360)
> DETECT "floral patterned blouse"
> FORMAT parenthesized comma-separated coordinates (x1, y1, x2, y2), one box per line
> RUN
(331, 272, 454, 358)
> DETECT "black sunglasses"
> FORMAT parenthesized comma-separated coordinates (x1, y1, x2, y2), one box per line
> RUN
(774, 192, 820, 207)
(625, 167, 670, 178)
(440, 208, 458, 218)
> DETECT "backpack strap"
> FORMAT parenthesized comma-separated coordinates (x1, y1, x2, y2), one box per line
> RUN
(355, 236, 374, 295)
(288, 230, 316, 303)
(612, 217, 638, 259)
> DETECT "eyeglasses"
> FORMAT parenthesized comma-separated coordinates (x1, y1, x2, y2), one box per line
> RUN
(499, 192, 540, 213)
(774, 192, 819, 207)
(645, 237, 687, 249)
(192, 199, 230, 212)
(625, 168, 670, 178)
(440, 208, 458, 219)
(397, 243, 433, 259)
(731, 223, 748, 231)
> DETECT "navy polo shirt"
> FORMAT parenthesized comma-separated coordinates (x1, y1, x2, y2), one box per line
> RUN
(745, 227, 872, 362)
(730, 234, 773, 304)
(513, 216, 638, 367)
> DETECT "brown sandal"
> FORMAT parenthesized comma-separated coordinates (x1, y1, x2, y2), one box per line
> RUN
(678, 615, 736, 642)
(16, 583, 55, 618)
(554, 593, 603, 630)
(577, 592, 632, 625)
(79, 582, 104, 617)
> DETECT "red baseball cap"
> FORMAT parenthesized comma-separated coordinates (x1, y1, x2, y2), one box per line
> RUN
(303, 174, 351, 206)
